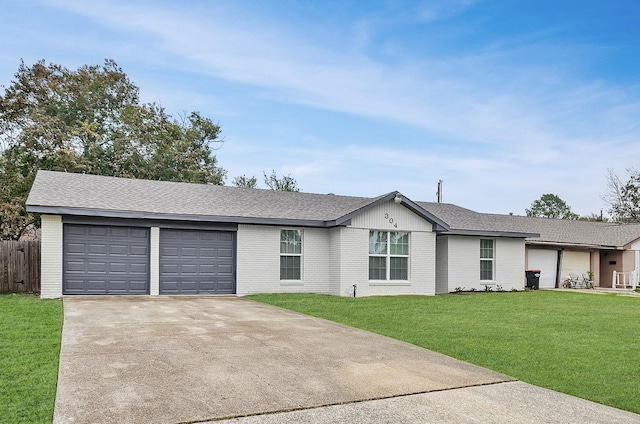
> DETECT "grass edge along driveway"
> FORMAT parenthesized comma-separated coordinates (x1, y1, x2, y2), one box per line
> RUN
(0, 294, 63, 424)
(248, 291, 640, 414)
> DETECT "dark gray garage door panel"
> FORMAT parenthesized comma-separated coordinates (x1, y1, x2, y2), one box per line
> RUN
(63, 224, 150, 295)
(160, 229, 235, 294)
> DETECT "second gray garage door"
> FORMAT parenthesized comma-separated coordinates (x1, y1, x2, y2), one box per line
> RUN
(159, 229, 236, 294)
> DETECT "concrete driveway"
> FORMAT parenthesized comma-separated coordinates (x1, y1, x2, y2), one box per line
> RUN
(54, 297, 639, 424)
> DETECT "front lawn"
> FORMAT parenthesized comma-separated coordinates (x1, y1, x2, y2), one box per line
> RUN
(248, 291, 640, 414)
(0, 294, 63, 423)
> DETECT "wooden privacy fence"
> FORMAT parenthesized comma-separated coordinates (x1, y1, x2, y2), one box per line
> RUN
(0, 241, 41, 293)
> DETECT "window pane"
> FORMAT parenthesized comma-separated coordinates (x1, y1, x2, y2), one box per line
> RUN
(369, 256, 386, 280)
(480, 260, 493, 280)
(390, 232, 409, 255)
(480, 239, 493, 259)
(280, 256, 301, 280)
(390, 257, 408, 280)
(281, 230, 302, 254)
(369, 231, 387, 254)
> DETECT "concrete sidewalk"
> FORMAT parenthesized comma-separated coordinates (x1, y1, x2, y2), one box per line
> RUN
(551, 287, 640, 297)
(54, 297, 639, 424)
(217, 381, 639, 424)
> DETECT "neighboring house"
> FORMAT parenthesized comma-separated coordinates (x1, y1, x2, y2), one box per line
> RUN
(514, 216, 640, 289)
(26, 170, 452, 299)
(420, 203, 640, 290)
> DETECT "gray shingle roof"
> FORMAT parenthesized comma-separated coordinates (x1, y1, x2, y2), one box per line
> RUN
(27, 170, 640, 248)
(419, 202, 640, 249)
(26, 170, 385, 225)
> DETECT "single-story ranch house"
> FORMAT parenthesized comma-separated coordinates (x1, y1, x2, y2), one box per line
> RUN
(26, 170, 640, 298)
(420, 203, 640, 290)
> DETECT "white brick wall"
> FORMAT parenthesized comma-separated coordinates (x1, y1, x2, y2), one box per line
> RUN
(235, 200, 439, 297)
(301, 227, 332, 294)
(40, 215, 63, 299)
(235, 224, 333, 295)
(335, 227, 369, 296)
(440, 235, 525, 292)
(343, 201, 437, 297)
(495, 237, 526, 290)
(236, 225, 280, 295)
(414, 231, 436, 294)
(443, 236, 476, 291)
(328, 228, 342, 295)
(149, 227, 159, 295)
(435, 236, 449, 294)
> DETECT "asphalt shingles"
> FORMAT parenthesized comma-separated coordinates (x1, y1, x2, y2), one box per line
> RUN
(27, 170, 640, 247)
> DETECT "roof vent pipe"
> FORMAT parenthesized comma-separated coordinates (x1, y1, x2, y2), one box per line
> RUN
(437, 180, 443, 203)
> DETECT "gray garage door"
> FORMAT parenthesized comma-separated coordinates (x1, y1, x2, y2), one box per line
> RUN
(160, 229, 235, 294)
(63, 224, 150, 295)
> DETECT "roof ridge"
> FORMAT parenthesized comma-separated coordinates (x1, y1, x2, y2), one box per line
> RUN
(34, 170, 375, 201)
(27, 170, 396, 227)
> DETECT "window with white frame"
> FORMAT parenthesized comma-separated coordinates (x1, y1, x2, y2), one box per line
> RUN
(369, 231, 409, 280)
(480, 239, 494, 280)
(280, 230, 302, 280)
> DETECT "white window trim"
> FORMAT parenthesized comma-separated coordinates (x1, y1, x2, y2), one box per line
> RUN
(280, 229, 303, 281)
(480, 238, 495, 282)
(369, 230, 410, 281)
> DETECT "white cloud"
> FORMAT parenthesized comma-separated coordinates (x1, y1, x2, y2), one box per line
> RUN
(50, 1, 639, 150)
(40, 0, 640, 215)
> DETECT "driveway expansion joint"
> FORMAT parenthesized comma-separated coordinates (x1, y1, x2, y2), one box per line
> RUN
(182, 379, 519, 424)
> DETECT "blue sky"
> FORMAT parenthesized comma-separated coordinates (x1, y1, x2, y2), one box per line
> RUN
(1, 1, 639, 216)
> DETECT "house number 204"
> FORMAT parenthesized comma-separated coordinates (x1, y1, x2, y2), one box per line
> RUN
(384, 213, 398, 228)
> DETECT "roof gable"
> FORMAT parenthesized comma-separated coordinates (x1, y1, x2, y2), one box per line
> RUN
(333, 192, 449, 230)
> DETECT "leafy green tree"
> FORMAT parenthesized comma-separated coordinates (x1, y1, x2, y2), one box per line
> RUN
(605, 169, 640, 223)
(577, 212, 609, 222)
(263, 169, 300, 192)
(0, 59, 226, 239)
(232, 175, 258, 189)
(525, 194, 579, 220)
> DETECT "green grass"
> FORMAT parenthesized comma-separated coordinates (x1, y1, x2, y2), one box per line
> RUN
(0, 294, 63, 423)
(248, 291, 640, 414)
